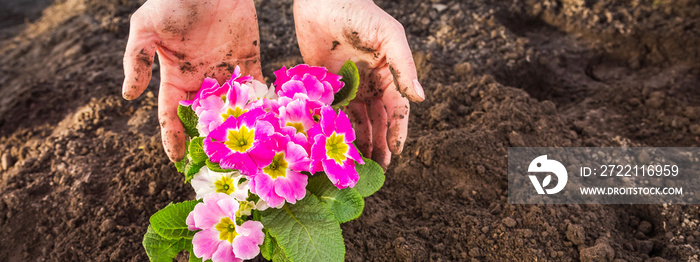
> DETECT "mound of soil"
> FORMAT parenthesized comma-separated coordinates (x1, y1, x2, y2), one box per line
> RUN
(1, 0, 699, 261)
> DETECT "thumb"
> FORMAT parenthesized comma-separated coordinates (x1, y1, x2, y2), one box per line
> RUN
(383, 27, 425, 103)
(122, 8, 157, 100)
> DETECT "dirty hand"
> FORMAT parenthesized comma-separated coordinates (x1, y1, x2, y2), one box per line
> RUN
(293, 0, 425, 169)
(122, 0, 262, 162)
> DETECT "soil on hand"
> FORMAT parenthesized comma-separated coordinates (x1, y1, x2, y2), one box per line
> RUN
(1, 0, 699, 261)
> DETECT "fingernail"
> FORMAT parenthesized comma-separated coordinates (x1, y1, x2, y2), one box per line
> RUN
(413, 79, 425, 100)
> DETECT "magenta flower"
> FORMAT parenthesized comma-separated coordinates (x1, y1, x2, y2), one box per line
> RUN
(186, 193, 264, 262)
(203, 108, 276, 176)
(274, 64, 344, 105)
(308, 106, 364, 189)
(249, 135, 311, 207)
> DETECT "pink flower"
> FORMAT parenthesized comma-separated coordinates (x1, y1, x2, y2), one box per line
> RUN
(249, 135, 310, 207)
(186, 193, 264, 262)
(274, 64, 344, 105)
(197, 79, 254, 136)
(308, 106, 364, 189)
(203, 108, 276, 176)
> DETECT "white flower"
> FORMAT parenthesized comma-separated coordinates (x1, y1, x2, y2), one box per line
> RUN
(248, 80, 278, 101)
(191, 166, 249, 201)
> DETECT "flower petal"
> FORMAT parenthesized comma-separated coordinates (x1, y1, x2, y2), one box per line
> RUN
(231, 234, 261, 260)
(286, 142, 310, 172)
(254, 174, 284, 207)
(322, 159, 358, 189)
(346, 144, 364, 164)
(336, 110, 355, 142)
(216, 197, 240, 220)
(274, 171, 307, 203)
(192, 229, 221, 261)
(318, 106, 336, 136)
(279, 80, 306, 99)
(213, 241, 240, 262)
(186, 211, 199, 231)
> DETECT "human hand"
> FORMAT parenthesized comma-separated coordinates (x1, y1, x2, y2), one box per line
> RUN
(122, 0, 262, 162)
(293, 0, 425, 169)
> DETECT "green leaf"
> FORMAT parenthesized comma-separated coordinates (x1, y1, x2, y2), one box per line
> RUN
(206, 159, 234, 173)
(174, 140, 191, 173)
(261, 230, 292, 262)
(143, 225, 192, 262)
(354, 157, 385, 197)
(184, 161, 203, 183)
(272, 238, 292, 262)
(331, 60, 360, 109)
(188, 137, 206, 165)
(307, 175, 364, 223)
(175, 159, 186, 173)
(261, 193, 345, 262)
(149, 200, 199, 240)
(178, 104, 200, 138)
(260, 231, 275, 260)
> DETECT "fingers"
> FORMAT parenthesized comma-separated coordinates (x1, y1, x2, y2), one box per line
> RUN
(383, 26, 425, 103)
(368, 99, 390, 169)
(347, 101, 372, 158)
(382, 87, 409, 155)
(122, 7, 157, 100)
(158, 81, 188, 162)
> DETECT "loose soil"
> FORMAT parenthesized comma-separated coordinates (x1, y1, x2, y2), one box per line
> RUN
(1, 0, 699, 261)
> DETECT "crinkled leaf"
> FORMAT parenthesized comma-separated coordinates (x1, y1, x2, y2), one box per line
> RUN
(184, 162, 203, 183)
(149, 200, 199, 240)
(261, 193, 344, 262)
(143, 225, 192, 262)
(206, 159, 234, 173)
(261, 231, 275, 260)
(354, 157, 385, 197)
(272, 238, 291, 262)
(307, 175, 364, 223)
(178, 104, 199, 138)
(332, 60, 359, 109)
(188, 137, 206, 165)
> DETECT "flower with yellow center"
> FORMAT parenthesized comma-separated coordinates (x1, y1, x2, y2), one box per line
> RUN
(214, 217, 238, 243)
(308, 106, 364, 189)
(285, 122, 306, 135)
(224, 126, 255, 153)
(191, 167, 249, 201)
(263, 153, 288, 179)
(214, 176, 235, 194)
(325, 132, 348, 164)
(187, 193, 265, 261)
(221, 107, 247, 120)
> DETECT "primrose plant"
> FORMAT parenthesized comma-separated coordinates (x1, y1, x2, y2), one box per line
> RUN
(143, 61, 385, 262)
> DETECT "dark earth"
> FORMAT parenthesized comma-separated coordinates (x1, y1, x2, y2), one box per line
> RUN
(1, 0, 700, 261)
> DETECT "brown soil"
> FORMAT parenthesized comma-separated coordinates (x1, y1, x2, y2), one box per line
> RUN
(1, 0, 700, 261)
